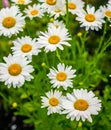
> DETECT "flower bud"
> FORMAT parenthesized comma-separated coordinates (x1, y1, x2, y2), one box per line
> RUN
(2, 0, 9, 8)
(12, 102, 18, 108)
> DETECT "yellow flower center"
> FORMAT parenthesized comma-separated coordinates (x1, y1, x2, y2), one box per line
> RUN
(85, 14, 95, 22)
(68, 2, 76, 9)
(30, 10, 38, 16)
(55, 24, 59, 28)
(2, 17, 16, 28)
(54, 9, 61, 13)
(56, 72, 67, 81)
(49, 97, 59, 106)
(21, 44, 32, 53)
(8, 64, 22, 76)
(74, 99, 89, 111)
(105, 10, 111, 18)
(48, 35, 60, 44)
(46, 0, 56, 5)
(18, 0, 25, 4)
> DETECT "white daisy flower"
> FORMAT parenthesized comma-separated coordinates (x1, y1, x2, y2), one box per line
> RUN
(48, 19, 66, 29)
(41, 89, 63, 115)
(67, 0, 85, 15)
(39, 0, 65, 12)
(47, 63, 76, 90)
(11, 36, 41, 60)
(0, 54, 34, 88)
(100, 5, 111, 20)
(24, 4, 45, 20)
(11, 0, 32, 5)
(62, 89, 102, 122)
(48, 1, 66, 19)
(37, 27, 71, 52)
(76, 5, 105, 31)
(0, 6, 25, 37)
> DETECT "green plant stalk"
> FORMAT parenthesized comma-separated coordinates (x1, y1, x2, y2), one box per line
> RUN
(44, 52, 49, 67)
(99, 36, 111, 54)
(76, 40, 82, 55)
(71, 37, 76, 61)
(56, 49, 63, 62)
(96, 20, 107, 54)
(80, 31, 88, 53)
(0, 92, 9, 102)
(81, 21, 108, 83)
(65, 0, 69, 29)
(53, 51, 56, 66)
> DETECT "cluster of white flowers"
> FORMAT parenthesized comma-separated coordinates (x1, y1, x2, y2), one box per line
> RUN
(41, 89, 101, 122)
(0, 0, 110, 37)
(1, 0, 109, 123)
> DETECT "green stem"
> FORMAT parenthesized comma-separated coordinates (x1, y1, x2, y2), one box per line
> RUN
(0, 92, 9, 102)
(76, 40, 82, 55)
(80, 31, 88, 53)
(100, 37, 111, 54)
(65, 0, 69, 29)
(96, 21, 107, 54)
(44, 52, 49, 67)
(53, 51, 56, 66)
(71, 37, 76, 60)
(56, 49, 63, 62)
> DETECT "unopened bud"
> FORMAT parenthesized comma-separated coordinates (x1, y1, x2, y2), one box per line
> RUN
(12, 102, 18, 108)
(77, 32, 82, 37)
(41, 62, 46, 67)
(78, 121, 82, 127)
(2, 0, 10, 8)
(50, 18, 54, 23)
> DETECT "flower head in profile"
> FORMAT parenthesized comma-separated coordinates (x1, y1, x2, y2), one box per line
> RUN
(0, 6, 25, 37)
(47, 63, 76, 90)
(67, 0, 85, 15)
(62, 89, 102, 122)
(76, 5, 105, 31)
(24, 4, 45, 20)
(41, 90, 63, 115)
(11, 36, 41, 60)
(11, 0, 32, 5)
(0, 54, 34, 88)
(37, 27, 71, 52)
